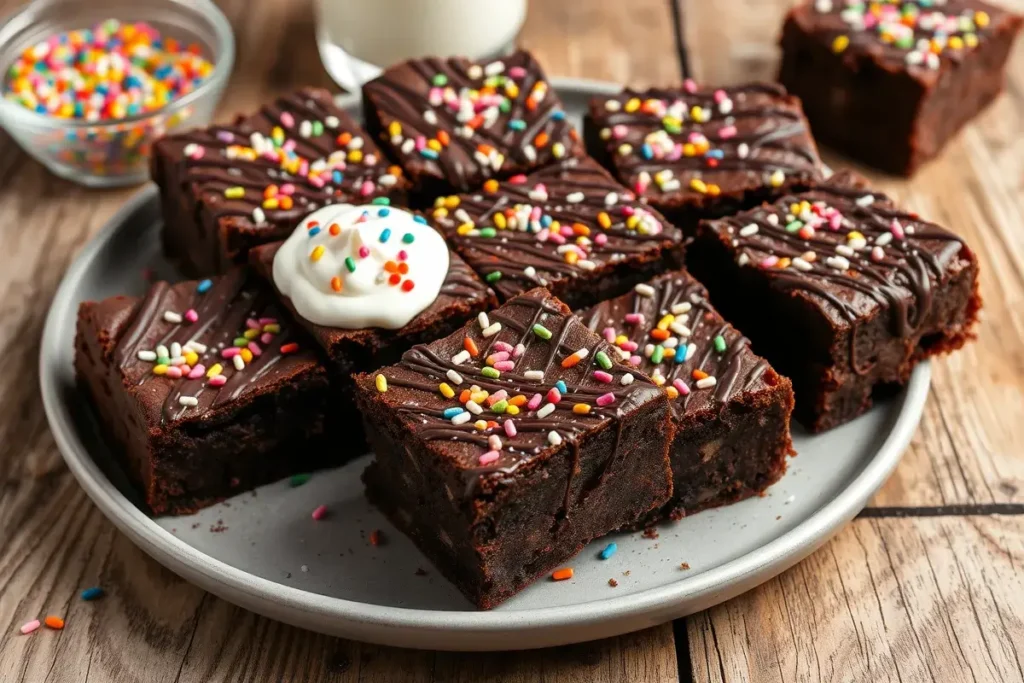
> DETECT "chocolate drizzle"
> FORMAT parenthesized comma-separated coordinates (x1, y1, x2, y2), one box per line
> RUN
(590, 83, 822, 199)
(161, 87, 401, 232)
(430, 157, 683, 300)
(112, 270, 317, 425)
(710, 172, 965, 371)
(363, 51, 581, 192)
(375, 289, 665, 504)
(804, 0, 1001, 70)
(579, 271, 769, 420)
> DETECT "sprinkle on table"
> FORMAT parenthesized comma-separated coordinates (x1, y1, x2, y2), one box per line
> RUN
(81, 587, 104, 601)
(20, 619, 40, 635)
(44, 616, 65, 630)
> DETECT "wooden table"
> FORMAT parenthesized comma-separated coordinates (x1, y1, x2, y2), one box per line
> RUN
(3, 0, 1023, 680)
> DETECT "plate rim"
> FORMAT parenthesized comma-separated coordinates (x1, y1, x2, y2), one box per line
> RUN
(40, 77, 930, 650)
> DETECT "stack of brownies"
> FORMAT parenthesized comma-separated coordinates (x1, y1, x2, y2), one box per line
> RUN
(78, 0, 1011, 607)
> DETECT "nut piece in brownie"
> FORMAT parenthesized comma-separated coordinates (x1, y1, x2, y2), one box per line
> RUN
(779, 1, 1022, 176)
(249, 202, 497, 378)
(583, 82, 823, 233)
(689, 171, 981, 432)
(362, 50, 584, 196)
(353, 288, 674, 608)
(428, 156, 685, 309)
(152, 87, 408, 276)
(578, 271, 795, 524)
(74, 269, 337, 515)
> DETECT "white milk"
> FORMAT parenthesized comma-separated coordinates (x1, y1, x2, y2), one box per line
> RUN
(316, 0, 527, 87)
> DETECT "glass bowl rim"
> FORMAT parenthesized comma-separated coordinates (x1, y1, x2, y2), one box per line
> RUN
(0, 0, 235, 131)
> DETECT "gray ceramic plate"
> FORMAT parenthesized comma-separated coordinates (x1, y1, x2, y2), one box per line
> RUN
(40, 78, 929, 651)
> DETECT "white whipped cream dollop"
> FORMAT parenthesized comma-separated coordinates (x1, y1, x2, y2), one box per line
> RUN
(273, 203, 449, 330)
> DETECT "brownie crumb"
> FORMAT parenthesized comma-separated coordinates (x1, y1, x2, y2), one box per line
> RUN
(642, 527, 660, 540)
(415, 568, 428, 576)
(369, 529, 384, 547)
(680, 562, 690, 570)
(608, 578, 619, 587)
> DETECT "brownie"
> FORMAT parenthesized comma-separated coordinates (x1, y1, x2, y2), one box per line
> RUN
(428, 156, 685, 309)
(688, 171, 981, 432)
(152, 87, 409, 276)
(583, 82, 823, 233)
(578, 271, 795, 524)
(353, 288, 674, 608)
(74, 269, 337, 515)
(779, 0, 1022, 176)
(362, 50, 584, 197)
(249, 206, 497, 377)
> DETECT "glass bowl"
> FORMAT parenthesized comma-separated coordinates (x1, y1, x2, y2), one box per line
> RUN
(0, 0, 234, 188)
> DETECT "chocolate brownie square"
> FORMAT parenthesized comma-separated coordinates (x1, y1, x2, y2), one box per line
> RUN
(779, 0, 1022, 175)
(362, 50, 584, 196)
(688, 172, 981, 432)
(583, 83, 823, 233)
(578, 271, 795, 524)
(74, 269, 337, 515)
(428, 156, 685, 309)
(353, 288, 674, 608)
(152, 87, 409, 276)
(249, 203, 498, 377)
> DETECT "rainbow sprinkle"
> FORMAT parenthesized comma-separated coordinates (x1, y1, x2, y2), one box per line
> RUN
(4, 19, 215, 179)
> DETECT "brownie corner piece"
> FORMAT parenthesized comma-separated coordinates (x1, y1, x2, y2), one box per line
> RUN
(151, 86, 408, 276)
(353, 287, 674, 608)
(578, 271, 794, 523)
(428, 156, 685, 310)
(73, 269, 336, 515)
(361, 50, 585, 196)
(689, 171, 981, 432)
(779, 0, 1023, 175)
(583, 82, 823, 232)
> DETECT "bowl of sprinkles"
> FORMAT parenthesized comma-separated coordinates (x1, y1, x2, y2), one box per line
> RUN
(0, 0, 233, 187)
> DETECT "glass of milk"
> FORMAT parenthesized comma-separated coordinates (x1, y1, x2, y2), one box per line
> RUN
(315, 0, 528, 89)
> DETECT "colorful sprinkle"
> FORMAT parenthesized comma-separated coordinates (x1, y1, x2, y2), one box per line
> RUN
(20, 620, 40, 635)
(551, 567, 574, 581)
(311, 505, 328, 521)
(81, 587, 104, 601)
(599, 543, 618, 560)
(375, 374, 388, 393)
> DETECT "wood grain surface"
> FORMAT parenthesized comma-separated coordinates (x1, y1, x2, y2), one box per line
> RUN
(1, 0, 1022, 681)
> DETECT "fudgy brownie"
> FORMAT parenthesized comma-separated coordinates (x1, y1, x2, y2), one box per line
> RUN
(689, 171, 981, 432)
(248, 202, 497, 377)
(362, 50, 584, 197)
(779, 0, 1022, 175)
(578, 271, 795, 524)
(583, 82, 823, 233)
(74, 269, 337, 515)
(428, 156, 685, 309)
(353, 288, 674, 608)
(152, 87, 408, 276)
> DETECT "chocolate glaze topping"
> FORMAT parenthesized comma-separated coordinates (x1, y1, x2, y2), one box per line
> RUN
(430, 157, 683, 301)
(371, 289, 666, 500)
(111, 270, 318, 426)
(157, 87, 403, 235)
(588, 83, 822, 202)
(363, 51, 582, 192)
(796, 0, 1007, 72)
(578, 271, 770, 420)
(704, 171, 967, 371)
